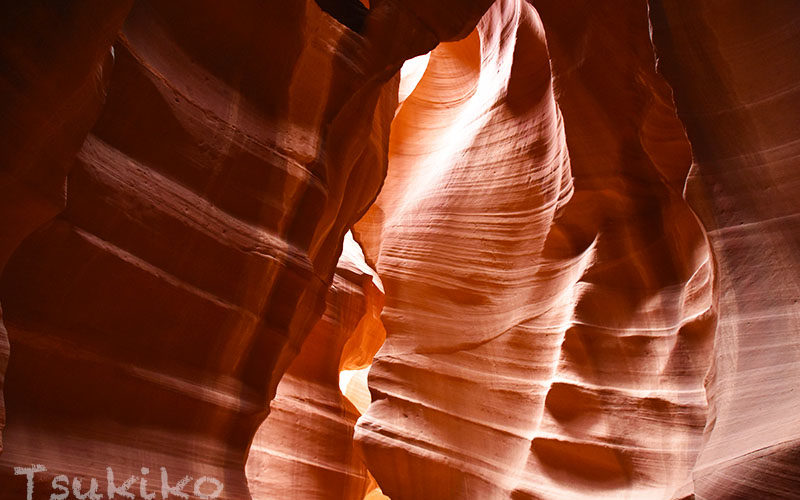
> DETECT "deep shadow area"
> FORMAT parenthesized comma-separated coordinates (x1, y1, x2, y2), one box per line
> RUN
(314, 0, 368, 32)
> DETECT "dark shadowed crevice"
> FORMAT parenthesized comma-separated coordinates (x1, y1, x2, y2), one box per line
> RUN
(314, 0, 369, 32)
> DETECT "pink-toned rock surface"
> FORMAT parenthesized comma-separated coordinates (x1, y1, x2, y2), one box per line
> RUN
(1, 0, 798, 499)
(650, 2, 800, 498)
(245, 234, 385, 500)
(0, 0, 499, 498)
(354, 1, 716, 498)
(0, 0, 404, 497)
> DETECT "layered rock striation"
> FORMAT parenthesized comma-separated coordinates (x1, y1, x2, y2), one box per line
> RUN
(0, 0, 499, 498)
(245, 233, 385, 500)
(0, 1, 798, 499)
(650, 2, 800, 498)
(354, 0, 716, 498)
(0, 0, 402, 496)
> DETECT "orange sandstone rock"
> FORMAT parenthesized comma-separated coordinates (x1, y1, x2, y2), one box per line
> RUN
(0, 0, 135, 455)
(245, 233, 384, 500)
(0, 0, 499, 498)
(0, 0, 798, 499)
(650, 1, 800, 497)
(355, 0, 716, 498)
(0, 0, 400, 496)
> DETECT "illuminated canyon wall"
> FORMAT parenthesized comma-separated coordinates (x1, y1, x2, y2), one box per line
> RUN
(0, 0, 798, 499)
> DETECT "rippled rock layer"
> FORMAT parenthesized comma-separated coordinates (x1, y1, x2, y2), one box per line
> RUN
(1, 1, 798, 499)
(354, 1, 716, 498)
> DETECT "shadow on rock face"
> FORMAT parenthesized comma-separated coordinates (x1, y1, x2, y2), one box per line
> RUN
(315, 0, 369, 32)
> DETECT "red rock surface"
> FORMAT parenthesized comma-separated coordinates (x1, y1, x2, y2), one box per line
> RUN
(1, 1, 799, 499)
(650, 2, 800, 498)
(0, 0, 405, 497)
(354, 1, 715, 498)
(245, 233, 385, 500)
(0, 0, 135, 456)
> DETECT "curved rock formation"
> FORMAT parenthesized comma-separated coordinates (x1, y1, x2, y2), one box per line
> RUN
(353, 0, 717, 498)
(245, 233, 385, 500)
(0, 0, 135, 454)
(650, 2, 800, 498)
(1, 0, 799, 499)
(0, 0, 402, 496)
(0, 0, 500, 498)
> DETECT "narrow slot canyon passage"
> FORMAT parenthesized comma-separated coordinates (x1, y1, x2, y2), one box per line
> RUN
(351, 2, 716, 498)
(246, 1, 718, 496)
(0, 0, 799, 499)
(245, 231, 388, 499)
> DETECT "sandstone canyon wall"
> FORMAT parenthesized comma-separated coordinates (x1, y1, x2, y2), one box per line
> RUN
(0, 0, 491, 498)
(245, 233, 386, 500)
(649, 2, 800, 498)
(1, 1, 799, 499)
(354, 1, 715, 498)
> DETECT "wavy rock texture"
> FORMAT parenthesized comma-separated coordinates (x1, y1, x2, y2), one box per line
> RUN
(245, 233, 386, 500)
(0, 0, 403, 497)
(1, 0, 798, 499)
(650, 2, 800, 498)
(0, 0, 135, 453)
(354, 0, 717, 498)
(0, 0, 503, 497)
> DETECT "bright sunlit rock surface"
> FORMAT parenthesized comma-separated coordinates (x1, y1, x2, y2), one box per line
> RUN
(0, 0, 798, 499)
